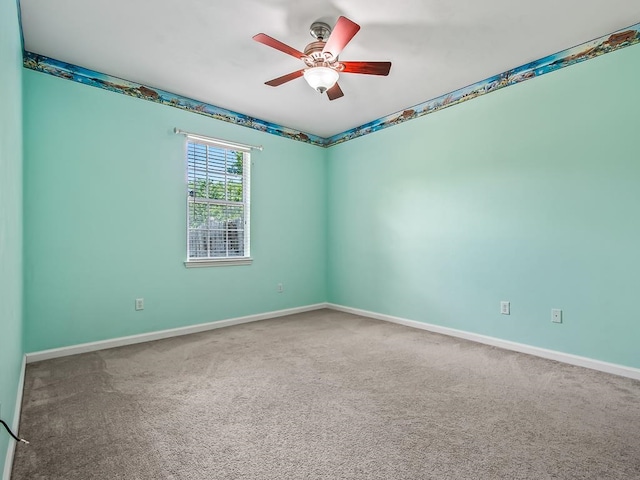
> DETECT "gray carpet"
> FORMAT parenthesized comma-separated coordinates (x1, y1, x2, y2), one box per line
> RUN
(11, 309, 640, 479)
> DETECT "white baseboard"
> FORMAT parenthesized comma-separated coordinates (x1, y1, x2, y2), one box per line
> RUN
(327, 303, 640, 381)
(26, 303, 328, 363)
(3, 356, 26, 480)
(24, 300, 640, 380)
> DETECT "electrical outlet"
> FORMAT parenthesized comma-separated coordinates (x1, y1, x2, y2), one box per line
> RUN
(135, 298, 144, 311)
(551, 309, 562, 323)
(277, 283, 284, 293)
(500, 301, 510, 315)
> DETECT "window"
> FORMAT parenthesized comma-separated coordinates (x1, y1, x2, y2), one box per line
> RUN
(185, 138, 251, 266)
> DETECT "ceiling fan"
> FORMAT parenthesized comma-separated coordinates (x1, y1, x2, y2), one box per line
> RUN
(253, 16, 392, 100)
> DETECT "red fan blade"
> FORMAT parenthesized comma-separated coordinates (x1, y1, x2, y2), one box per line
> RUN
(253, 33, 306, 59)
(322, 16, 360, 58)
(341, 61, 392, 76)
(326, 83, 344, 101)
(265, 69, 305, 87)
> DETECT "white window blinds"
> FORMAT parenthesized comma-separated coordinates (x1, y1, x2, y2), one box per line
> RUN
(186, 138, 250, 263)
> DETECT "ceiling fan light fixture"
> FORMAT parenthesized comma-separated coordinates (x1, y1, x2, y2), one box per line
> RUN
(254, 16, 389, 100)
(303, 66, 339, 93)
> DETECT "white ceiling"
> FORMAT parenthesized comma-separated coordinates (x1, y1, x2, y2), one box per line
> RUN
(19, 0, 640, 138)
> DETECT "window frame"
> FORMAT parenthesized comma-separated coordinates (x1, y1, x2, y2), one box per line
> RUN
(184, 136, 252, 268)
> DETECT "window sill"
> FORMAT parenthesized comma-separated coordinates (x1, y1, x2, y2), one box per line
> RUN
(184, 257, 253, 268)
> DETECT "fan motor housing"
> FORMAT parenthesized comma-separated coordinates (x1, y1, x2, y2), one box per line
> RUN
(304, 40, 326, 57)
(303, 40, 342, 69)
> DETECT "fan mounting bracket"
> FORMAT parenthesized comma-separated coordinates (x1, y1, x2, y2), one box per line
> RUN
(309, 21, 332, 41)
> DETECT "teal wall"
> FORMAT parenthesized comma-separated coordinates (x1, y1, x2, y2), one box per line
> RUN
(23, 70, 326, 352)
(0, 0, 24, 473)
(327, 44, 640, 369)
